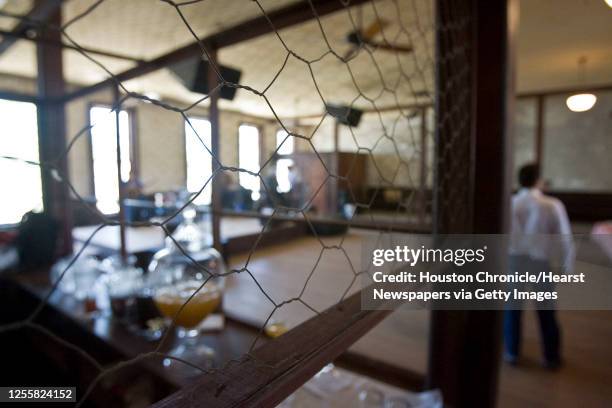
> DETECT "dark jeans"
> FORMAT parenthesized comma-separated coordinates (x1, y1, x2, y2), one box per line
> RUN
(503, 256, 561, 363)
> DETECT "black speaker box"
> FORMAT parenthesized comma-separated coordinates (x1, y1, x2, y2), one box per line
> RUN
(325, 104, 363, 127)
(169, 56, 241, 100)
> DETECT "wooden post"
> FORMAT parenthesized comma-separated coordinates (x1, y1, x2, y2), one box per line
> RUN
(418, 107, 428, 226)
(333, 120, 339, 153)
(113, 85, 128, 263)
(0, 0, 62, 56)
(36, 7, 73, 257)
(429, 1, 517, 407)
(207, 48, 222, 252)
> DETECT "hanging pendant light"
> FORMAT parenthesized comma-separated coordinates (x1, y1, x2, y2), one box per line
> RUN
(566, 93, 597, 112)
(566, 56, 597, 112)
(605, 0, 612, 9)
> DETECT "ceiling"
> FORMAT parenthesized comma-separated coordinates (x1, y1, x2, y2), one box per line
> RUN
(0, 0, 434, 118)
(518, 0, 612, 93)
(0, 0, 610, 118)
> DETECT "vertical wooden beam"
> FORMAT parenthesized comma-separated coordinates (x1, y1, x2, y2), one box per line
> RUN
(333, 121, 339, 153)
(36, 7, 73, 257)
(0, 0, 63, 56)
(429, 1, 517, 407)
(332, 122, 340, 216)
(207, 49, 222, 252)
(429, 2, 474, 402)
(128, 106, 141, 184)
(535, 94, 544, 166)
(471, 0, 516, 234)
(418, 107, 428, 226)
(113, 85, 128, 263)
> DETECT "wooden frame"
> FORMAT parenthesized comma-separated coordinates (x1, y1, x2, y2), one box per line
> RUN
(35, 6, 73, 256)
(428, 2, 516, 408)
(0, 0, 63, 56)
(0, 90, 40, 104)
(152, 283, 397, 408)
(208, 48, 222, 252)
(0, 28, 141, 63)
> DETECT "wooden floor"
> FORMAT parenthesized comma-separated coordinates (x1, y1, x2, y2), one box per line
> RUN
(498, 310, 612, 408)
(225, 230, 430, 372)
(499, 222, 612, 406)
(225, 229, 612, 407)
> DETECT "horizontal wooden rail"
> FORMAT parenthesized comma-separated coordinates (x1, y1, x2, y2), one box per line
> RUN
(218, 209, 431, 234)
(0, 28, 142, 62)
(0, 90, 40, 103)
(152, 284, 397, 408)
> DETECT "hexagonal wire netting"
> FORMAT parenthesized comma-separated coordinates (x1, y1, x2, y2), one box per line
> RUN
(0, 0, 473, 405)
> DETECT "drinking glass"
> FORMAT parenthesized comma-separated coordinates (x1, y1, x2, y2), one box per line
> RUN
(149, 246, 226, 369)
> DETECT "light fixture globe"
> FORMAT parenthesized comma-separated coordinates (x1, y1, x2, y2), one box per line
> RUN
(566, 93, 597, 112)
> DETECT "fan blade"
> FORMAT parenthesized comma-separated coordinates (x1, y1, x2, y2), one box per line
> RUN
(362, 19, 389, 40)
(363, 39, 413, 53)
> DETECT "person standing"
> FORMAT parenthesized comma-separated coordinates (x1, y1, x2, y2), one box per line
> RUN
(505, 163, 574, 369)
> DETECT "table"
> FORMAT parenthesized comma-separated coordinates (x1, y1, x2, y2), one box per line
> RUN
(72, 217, 264, 253)
(2, 271, 261, 390)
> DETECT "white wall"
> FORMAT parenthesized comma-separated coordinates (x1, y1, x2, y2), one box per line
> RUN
(513, 91, 612, 192)
(308, 110, 433, 188)
(65, 92, 309, 197)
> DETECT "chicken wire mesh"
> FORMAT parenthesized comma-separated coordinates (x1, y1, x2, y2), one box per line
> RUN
(0, 0, 473, 405)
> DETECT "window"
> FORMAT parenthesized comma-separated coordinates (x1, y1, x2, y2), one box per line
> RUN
(0, 99, 43, 224)
(275, 129, 294, 193)
(185, 117, 212, 205)
(238, 124, 260, 199)
(89, 106, 131, 214)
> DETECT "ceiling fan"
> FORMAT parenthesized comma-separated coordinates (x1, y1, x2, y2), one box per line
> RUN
(343, 18, 413, 60)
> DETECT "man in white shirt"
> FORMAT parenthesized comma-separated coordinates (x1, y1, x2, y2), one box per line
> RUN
(505, 163, 574, 369)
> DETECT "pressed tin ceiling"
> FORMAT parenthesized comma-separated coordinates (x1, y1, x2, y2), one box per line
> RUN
(0, 0, 610, 118)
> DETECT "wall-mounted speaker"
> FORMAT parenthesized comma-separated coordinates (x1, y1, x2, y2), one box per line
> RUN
(169, 56, 241, 100)
(325, 104, 363, 127)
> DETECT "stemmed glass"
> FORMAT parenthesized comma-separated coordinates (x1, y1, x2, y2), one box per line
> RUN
(149, 246, 226, 369)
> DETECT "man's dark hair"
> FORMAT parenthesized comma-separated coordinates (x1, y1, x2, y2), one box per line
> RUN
(518, 163, 540, 188)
